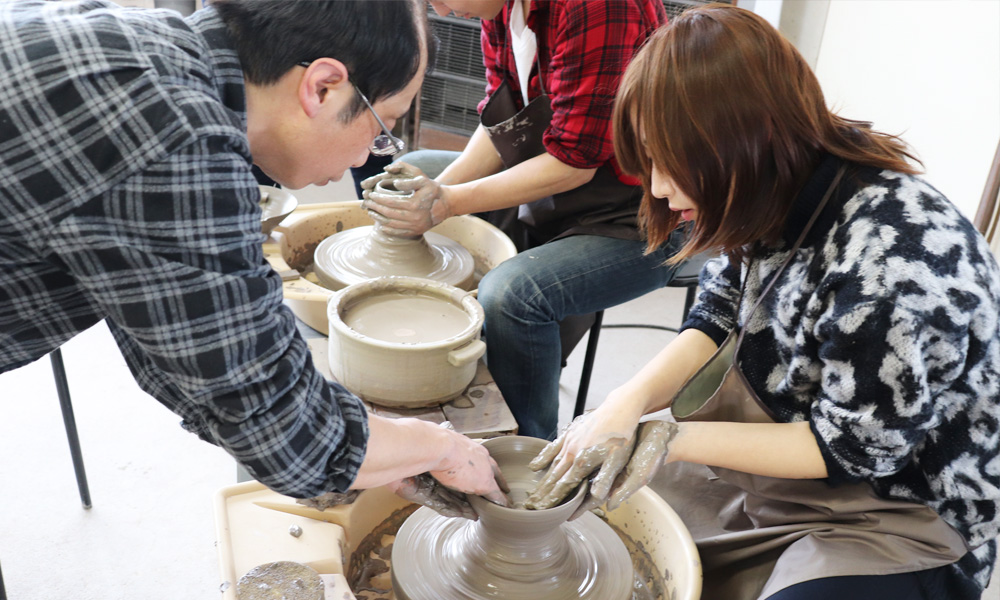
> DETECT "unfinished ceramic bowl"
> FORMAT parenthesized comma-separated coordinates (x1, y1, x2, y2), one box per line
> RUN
(259, 186, 298, 235)
(327, 276, 486, 407)
(391, 436, 634, 600)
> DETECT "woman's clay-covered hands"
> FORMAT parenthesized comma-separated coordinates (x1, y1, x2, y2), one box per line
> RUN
(361, 162, 454, 238)
(524, 402, 641, 518)
(526, 403, 678, 519)
(605, 420, 679, 509)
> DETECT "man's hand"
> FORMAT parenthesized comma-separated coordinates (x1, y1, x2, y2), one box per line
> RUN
(361, 162, 454, 238)
(386, 473, 478, 519)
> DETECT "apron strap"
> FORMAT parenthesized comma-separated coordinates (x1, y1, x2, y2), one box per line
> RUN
(737, 164, 847, 344)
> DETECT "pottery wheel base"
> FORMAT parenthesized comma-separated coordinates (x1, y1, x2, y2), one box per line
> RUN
(391, 506, 633, 600)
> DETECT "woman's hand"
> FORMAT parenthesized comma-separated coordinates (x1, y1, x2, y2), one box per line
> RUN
(361, 162, 454, 237)
(605, 420, 678, 510)
(524, 399, 645, 519)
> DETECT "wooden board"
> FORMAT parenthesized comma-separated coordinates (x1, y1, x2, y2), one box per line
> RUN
(306, 338, 517, 438)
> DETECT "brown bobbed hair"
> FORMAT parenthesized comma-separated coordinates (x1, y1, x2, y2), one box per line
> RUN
(614, 4, 920, 264)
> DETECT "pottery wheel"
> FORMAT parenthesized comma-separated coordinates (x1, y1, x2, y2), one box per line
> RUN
(391, 506, 633, 600)
(390, 436, 633, 600)
(312, 225, 475, 291)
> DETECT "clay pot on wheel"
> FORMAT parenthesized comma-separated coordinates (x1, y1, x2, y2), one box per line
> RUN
(326, 276, 486, 407)
(391, 436, 634, 600)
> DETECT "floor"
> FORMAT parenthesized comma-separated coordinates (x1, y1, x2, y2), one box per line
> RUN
(1, 179, 997, 599)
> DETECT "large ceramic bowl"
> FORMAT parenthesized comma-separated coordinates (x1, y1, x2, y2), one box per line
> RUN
(327, 276, 486, 407)
(263, 201, 516, 334)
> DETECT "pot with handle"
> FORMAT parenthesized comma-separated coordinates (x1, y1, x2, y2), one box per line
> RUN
(327, 276, 486, 407)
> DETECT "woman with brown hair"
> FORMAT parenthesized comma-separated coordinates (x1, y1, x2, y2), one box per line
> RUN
(525, 4, 999, 599)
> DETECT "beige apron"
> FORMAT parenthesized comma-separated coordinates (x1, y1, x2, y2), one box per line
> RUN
(654, 166, 969, 599)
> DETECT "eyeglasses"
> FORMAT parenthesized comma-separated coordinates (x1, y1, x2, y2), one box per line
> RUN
(298, 61, 406, 157)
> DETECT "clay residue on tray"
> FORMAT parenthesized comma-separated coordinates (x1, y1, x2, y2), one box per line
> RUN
(348, 504, 419, 600)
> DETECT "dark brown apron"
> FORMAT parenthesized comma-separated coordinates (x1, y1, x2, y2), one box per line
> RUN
(654, 166, 969, 599)
(478, 48, 640, 252)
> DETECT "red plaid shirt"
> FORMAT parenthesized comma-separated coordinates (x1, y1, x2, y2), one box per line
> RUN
(478, 0, 666, 184)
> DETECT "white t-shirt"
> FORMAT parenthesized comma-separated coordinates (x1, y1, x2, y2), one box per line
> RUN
(509, 0, 537, 107)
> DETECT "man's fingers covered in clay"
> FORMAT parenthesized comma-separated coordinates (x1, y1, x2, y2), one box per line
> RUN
(388, 474, 478, 520)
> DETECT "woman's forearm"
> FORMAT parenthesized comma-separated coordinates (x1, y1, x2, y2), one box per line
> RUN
(608, 328, 719, 416)
(442, 151, 597, 215)
(435, 124, 505, 185)
(669, 420, 829, 479)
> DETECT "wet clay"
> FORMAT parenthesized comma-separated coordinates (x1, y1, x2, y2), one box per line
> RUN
(313, 226, 475, 291)
(313, 177, 475, 291)
(236, 561, 323, 600)
(343, 291, 472, 344)
(391, 436, 634, 600)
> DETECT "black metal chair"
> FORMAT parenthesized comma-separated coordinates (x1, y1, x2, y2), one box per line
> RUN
(50, 348, 92, 509)
(573, 252, 712, 418)
(0, 349, 92, 600)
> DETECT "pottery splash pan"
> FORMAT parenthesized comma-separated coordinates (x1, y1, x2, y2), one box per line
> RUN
(214, 477, 702, 600)
(259, 185, 299, 235)
(263, 201, 517, 335)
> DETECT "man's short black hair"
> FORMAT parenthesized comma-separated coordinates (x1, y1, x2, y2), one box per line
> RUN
(211, 0, 432, 118)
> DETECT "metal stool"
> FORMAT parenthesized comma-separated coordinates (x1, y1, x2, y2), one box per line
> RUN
(50, 348, 92, 509)
(1, 349, 93, 600)
(573, 253, 711, 418)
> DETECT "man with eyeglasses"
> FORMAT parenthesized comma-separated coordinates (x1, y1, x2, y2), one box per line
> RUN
(0, 0, 507, 519)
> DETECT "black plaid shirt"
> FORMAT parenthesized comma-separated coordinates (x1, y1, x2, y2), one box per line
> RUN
(0, 0, 368, 498)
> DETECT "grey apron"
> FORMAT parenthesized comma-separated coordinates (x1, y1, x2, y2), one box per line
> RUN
(478, 48, 641, 251)
(656, 166, 969, 599)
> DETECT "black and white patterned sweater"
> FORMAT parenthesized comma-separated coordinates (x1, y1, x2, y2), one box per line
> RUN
(682, 155, 1000, 596)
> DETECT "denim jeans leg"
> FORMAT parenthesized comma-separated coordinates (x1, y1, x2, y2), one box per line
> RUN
(477, 233, 682, 439)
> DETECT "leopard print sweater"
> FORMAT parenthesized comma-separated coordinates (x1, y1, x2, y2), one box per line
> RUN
(684, 156, 1000, 596)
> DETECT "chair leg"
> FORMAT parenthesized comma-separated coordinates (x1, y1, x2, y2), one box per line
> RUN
(573, 310, 604, 419)
(50, 349, 92, 509)
(682, 284, 698, 322)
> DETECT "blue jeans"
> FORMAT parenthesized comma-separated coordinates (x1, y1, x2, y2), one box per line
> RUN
(478, 234, 680, 439)
(396, 149, 681, 439)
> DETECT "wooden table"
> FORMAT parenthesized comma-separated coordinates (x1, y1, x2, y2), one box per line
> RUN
(300, 324, 519, 439)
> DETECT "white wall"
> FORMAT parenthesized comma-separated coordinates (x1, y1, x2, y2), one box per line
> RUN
(812, 0, 1000, 219)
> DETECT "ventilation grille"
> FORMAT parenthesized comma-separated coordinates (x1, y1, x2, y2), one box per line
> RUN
(419, 1, 731, 138)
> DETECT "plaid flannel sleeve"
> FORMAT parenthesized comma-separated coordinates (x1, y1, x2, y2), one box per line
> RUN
(48, 133, 369, 498)
(543, 0, 662, 169)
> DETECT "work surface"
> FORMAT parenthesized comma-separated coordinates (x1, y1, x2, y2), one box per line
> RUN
(300, 323, 519, 439)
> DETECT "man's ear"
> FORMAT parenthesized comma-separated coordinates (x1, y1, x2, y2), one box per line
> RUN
(297, 58, 351, 118)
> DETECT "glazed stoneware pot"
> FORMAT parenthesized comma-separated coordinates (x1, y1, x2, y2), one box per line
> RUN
(327, 276, 486, 407)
